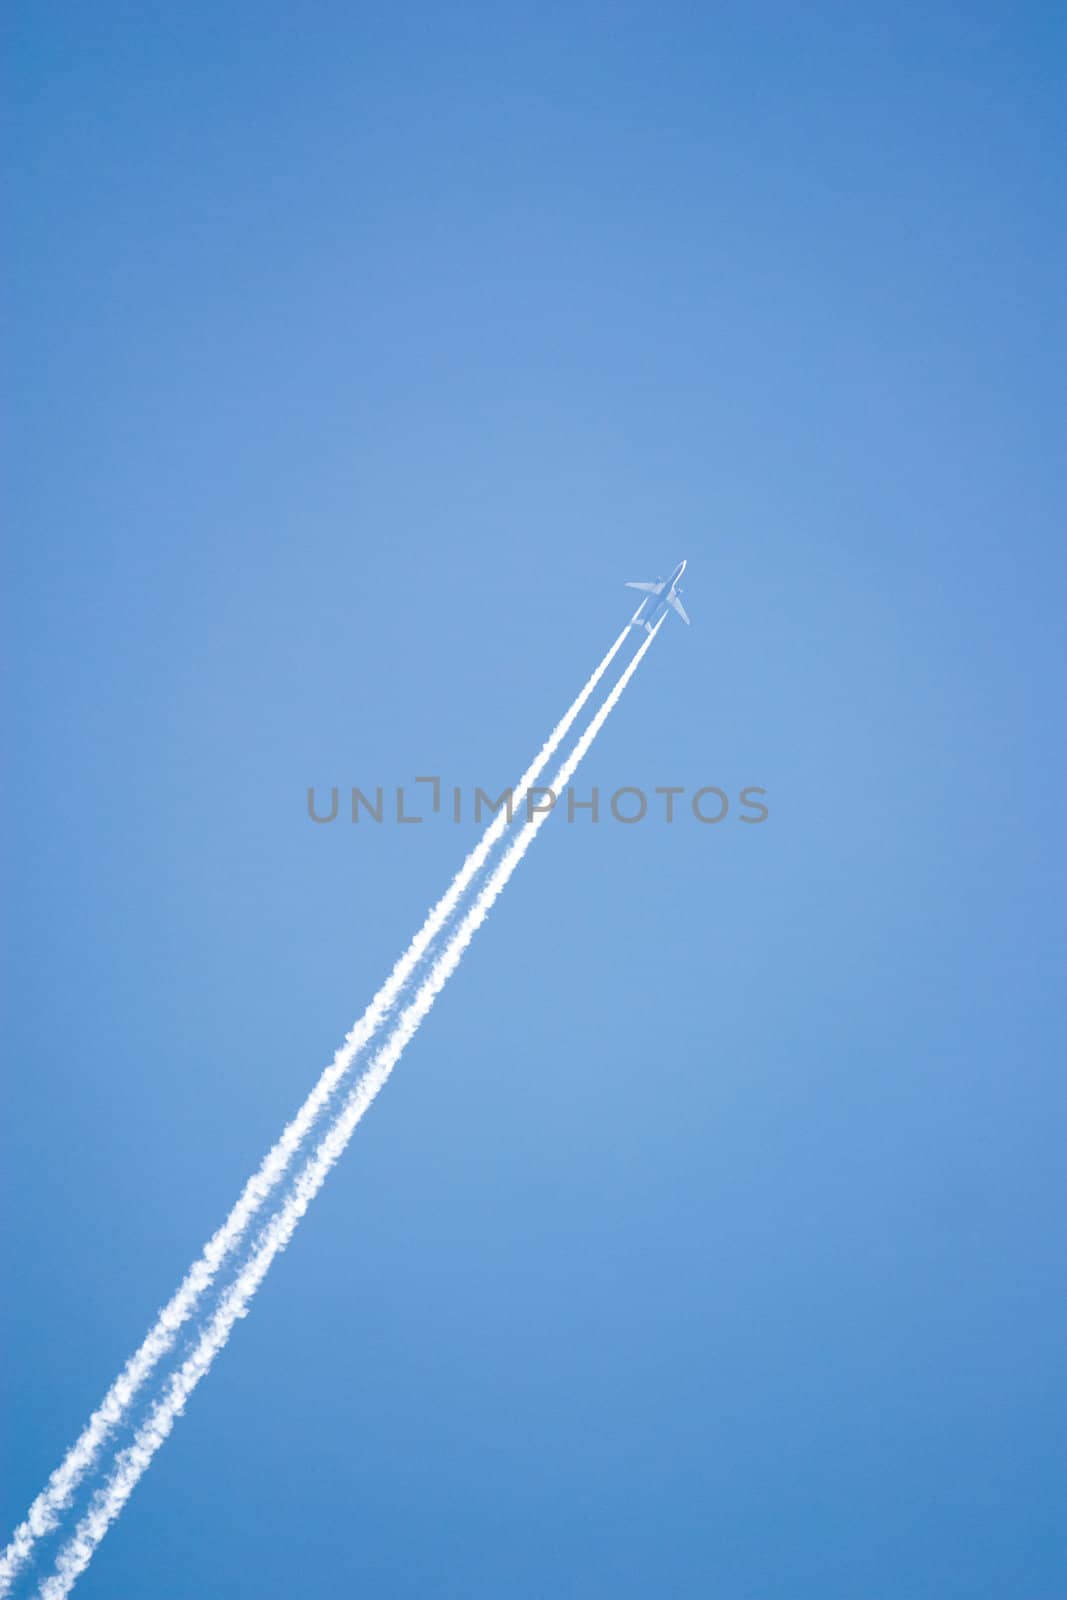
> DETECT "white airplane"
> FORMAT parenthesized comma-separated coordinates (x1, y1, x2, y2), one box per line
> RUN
(625, 559, 691, 633)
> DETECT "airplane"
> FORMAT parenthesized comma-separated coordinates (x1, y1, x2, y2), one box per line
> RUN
(625, 559, 690, 633)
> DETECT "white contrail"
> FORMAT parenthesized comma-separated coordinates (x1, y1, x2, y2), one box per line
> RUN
(0, 626, 631, 1597)
(40, 621, 661, 1600)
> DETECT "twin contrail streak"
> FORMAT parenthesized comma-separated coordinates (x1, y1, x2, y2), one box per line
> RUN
(0, 626, 631, 1597)
(39, 620, 661, 1599)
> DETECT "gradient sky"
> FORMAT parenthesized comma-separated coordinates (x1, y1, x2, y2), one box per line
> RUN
(3, 5, 1065, 1597)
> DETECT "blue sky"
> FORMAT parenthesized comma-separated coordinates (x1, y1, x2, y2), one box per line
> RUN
(3, 4, 1065, 1596)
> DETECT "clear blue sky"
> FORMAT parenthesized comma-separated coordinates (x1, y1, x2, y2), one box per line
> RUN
(3, 5, 1064, 1596)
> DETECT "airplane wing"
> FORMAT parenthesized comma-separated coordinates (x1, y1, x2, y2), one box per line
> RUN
(625, 580, 663, 594)
(669, 593, 691, 625)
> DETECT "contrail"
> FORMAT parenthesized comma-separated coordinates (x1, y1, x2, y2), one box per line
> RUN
(0, 626, 631, 1597)
(39, 620, 661, 1600)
